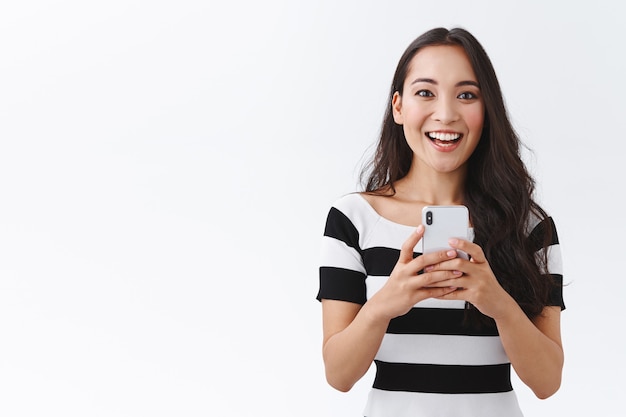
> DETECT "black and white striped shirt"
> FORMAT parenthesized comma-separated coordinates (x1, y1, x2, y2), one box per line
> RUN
(317, 193, 564, 417)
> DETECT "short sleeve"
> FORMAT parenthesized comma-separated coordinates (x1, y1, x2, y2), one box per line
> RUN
(317, 207, 367, 304)
(527, 216, 565, 310)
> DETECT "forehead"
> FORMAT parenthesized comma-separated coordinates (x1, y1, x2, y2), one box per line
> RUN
(405, 45, 477, 83)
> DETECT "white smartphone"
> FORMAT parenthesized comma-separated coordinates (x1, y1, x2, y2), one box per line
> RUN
(421, 205, 470, 259)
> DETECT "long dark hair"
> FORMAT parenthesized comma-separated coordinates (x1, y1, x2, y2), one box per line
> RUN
(361, 27, 552, 320)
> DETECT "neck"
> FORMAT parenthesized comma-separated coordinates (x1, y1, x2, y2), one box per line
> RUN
(394, 165, 467, 205)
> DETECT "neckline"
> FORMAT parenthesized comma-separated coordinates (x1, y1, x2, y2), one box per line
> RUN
(354, 192, 474, 235)
(355, 193, 417, 229)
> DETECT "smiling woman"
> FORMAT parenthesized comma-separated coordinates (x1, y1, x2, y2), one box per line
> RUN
(317, 27, 564, 417)
(391, 45, 484, 176)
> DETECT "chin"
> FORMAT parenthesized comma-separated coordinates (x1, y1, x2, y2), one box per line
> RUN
(430, 162, 461, 173)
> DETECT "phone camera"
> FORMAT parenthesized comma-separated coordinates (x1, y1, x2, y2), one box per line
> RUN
(426, 211, 433, 225)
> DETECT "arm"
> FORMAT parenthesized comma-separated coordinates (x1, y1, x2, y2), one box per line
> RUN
(434, 238, 564, 398)
(321, 299, 389, 392)
(494, 303, 563, 399)
(321, 226, 461, 391)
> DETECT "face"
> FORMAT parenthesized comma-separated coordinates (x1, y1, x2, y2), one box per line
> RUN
(392, 45, 484, 176)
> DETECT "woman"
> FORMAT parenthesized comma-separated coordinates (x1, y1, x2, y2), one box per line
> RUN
(317, 27, 564, 416)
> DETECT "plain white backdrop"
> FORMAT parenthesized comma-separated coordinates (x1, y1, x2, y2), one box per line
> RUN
(1, 1, 624, 416)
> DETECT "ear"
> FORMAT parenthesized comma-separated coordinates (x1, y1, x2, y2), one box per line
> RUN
(392, 91, 403, 124)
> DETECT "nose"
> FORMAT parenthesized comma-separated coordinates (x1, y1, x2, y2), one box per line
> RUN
(431, 97, 459, 124)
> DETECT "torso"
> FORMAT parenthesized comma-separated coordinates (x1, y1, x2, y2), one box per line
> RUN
(318, 193, 524, 417)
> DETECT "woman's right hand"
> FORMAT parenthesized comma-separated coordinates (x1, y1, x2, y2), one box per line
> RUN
(367, 224, 462, 321)
(321, 225, 463, 392)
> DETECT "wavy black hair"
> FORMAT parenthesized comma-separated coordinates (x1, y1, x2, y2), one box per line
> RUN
(361, 27, 554, 321)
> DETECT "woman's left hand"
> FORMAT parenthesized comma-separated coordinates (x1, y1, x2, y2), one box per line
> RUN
(429, 238, 516, 320)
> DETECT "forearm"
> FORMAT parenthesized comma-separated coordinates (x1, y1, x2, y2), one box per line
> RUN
(322, 302, 390, 392)
(495, 302, 563, 399)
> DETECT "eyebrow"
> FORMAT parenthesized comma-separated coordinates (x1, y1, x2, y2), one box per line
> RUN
(410, 78, 480, 88)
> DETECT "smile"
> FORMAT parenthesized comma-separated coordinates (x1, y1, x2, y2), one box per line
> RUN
(426, 132, 463, 144)
(426, 132, 463, 150)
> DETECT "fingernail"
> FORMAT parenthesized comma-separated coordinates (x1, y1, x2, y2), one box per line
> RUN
(449, 238, 458, 245)
(447, 250, 457, 257)
(424, 265, 433, 272)
(416, 225, 424, 233)
(453, 270, 462, 275)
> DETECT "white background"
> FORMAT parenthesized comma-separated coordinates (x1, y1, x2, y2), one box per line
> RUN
(0, 1, 624, 416)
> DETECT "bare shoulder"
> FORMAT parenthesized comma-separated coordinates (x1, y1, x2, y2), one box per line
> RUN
(359, 191, 386, 209)
(360, 189, 423, 227)
(359, 187, 395, 215)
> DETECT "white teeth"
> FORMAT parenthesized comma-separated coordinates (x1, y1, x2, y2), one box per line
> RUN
(427, 132, 461, 141)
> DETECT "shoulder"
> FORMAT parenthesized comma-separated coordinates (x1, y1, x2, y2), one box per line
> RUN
(526, 210, 559, 244)
(329, 192, 366, 212)
(326, 193, 379, 226)
(323, 193, 383, 247)
(526, 208, 552, 230)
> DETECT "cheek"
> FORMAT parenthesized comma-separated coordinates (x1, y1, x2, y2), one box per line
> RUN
(401, 100, 430, 125)
(465, 107, 484, 134)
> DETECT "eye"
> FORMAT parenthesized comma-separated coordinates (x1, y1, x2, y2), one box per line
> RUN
(458, 91, 478, 100)
(416, 89, 434, 97)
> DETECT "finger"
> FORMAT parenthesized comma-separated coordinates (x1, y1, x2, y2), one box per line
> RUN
(448, 238, 486, 263)
(437, 288, 465, 300)
(420, 249, 461, 271)
(399, 225, 424, 263)
(419, 270, 464, 287)
(414, 249, 460, 272)
(423, 286, 458, 299)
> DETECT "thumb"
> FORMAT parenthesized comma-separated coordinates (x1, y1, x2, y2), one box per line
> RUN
(399, 224, 423, 263)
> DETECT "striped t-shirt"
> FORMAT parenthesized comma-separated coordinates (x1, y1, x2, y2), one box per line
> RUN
(317, 193, 564, 417)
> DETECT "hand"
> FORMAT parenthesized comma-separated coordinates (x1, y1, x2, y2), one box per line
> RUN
(429, 238, 516, 320)
(367, 225, 462, 321)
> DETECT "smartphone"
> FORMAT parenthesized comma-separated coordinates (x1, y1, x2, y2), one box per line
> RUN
(421, 205, 470, 259)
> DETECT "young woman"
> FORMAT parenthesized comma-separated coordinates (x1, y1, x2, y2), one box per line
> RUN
(317, 27, 564, 416)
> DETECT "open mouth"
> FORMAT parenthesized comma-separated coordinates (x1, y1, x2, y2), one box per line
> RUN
(426, 131, 462, 147)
